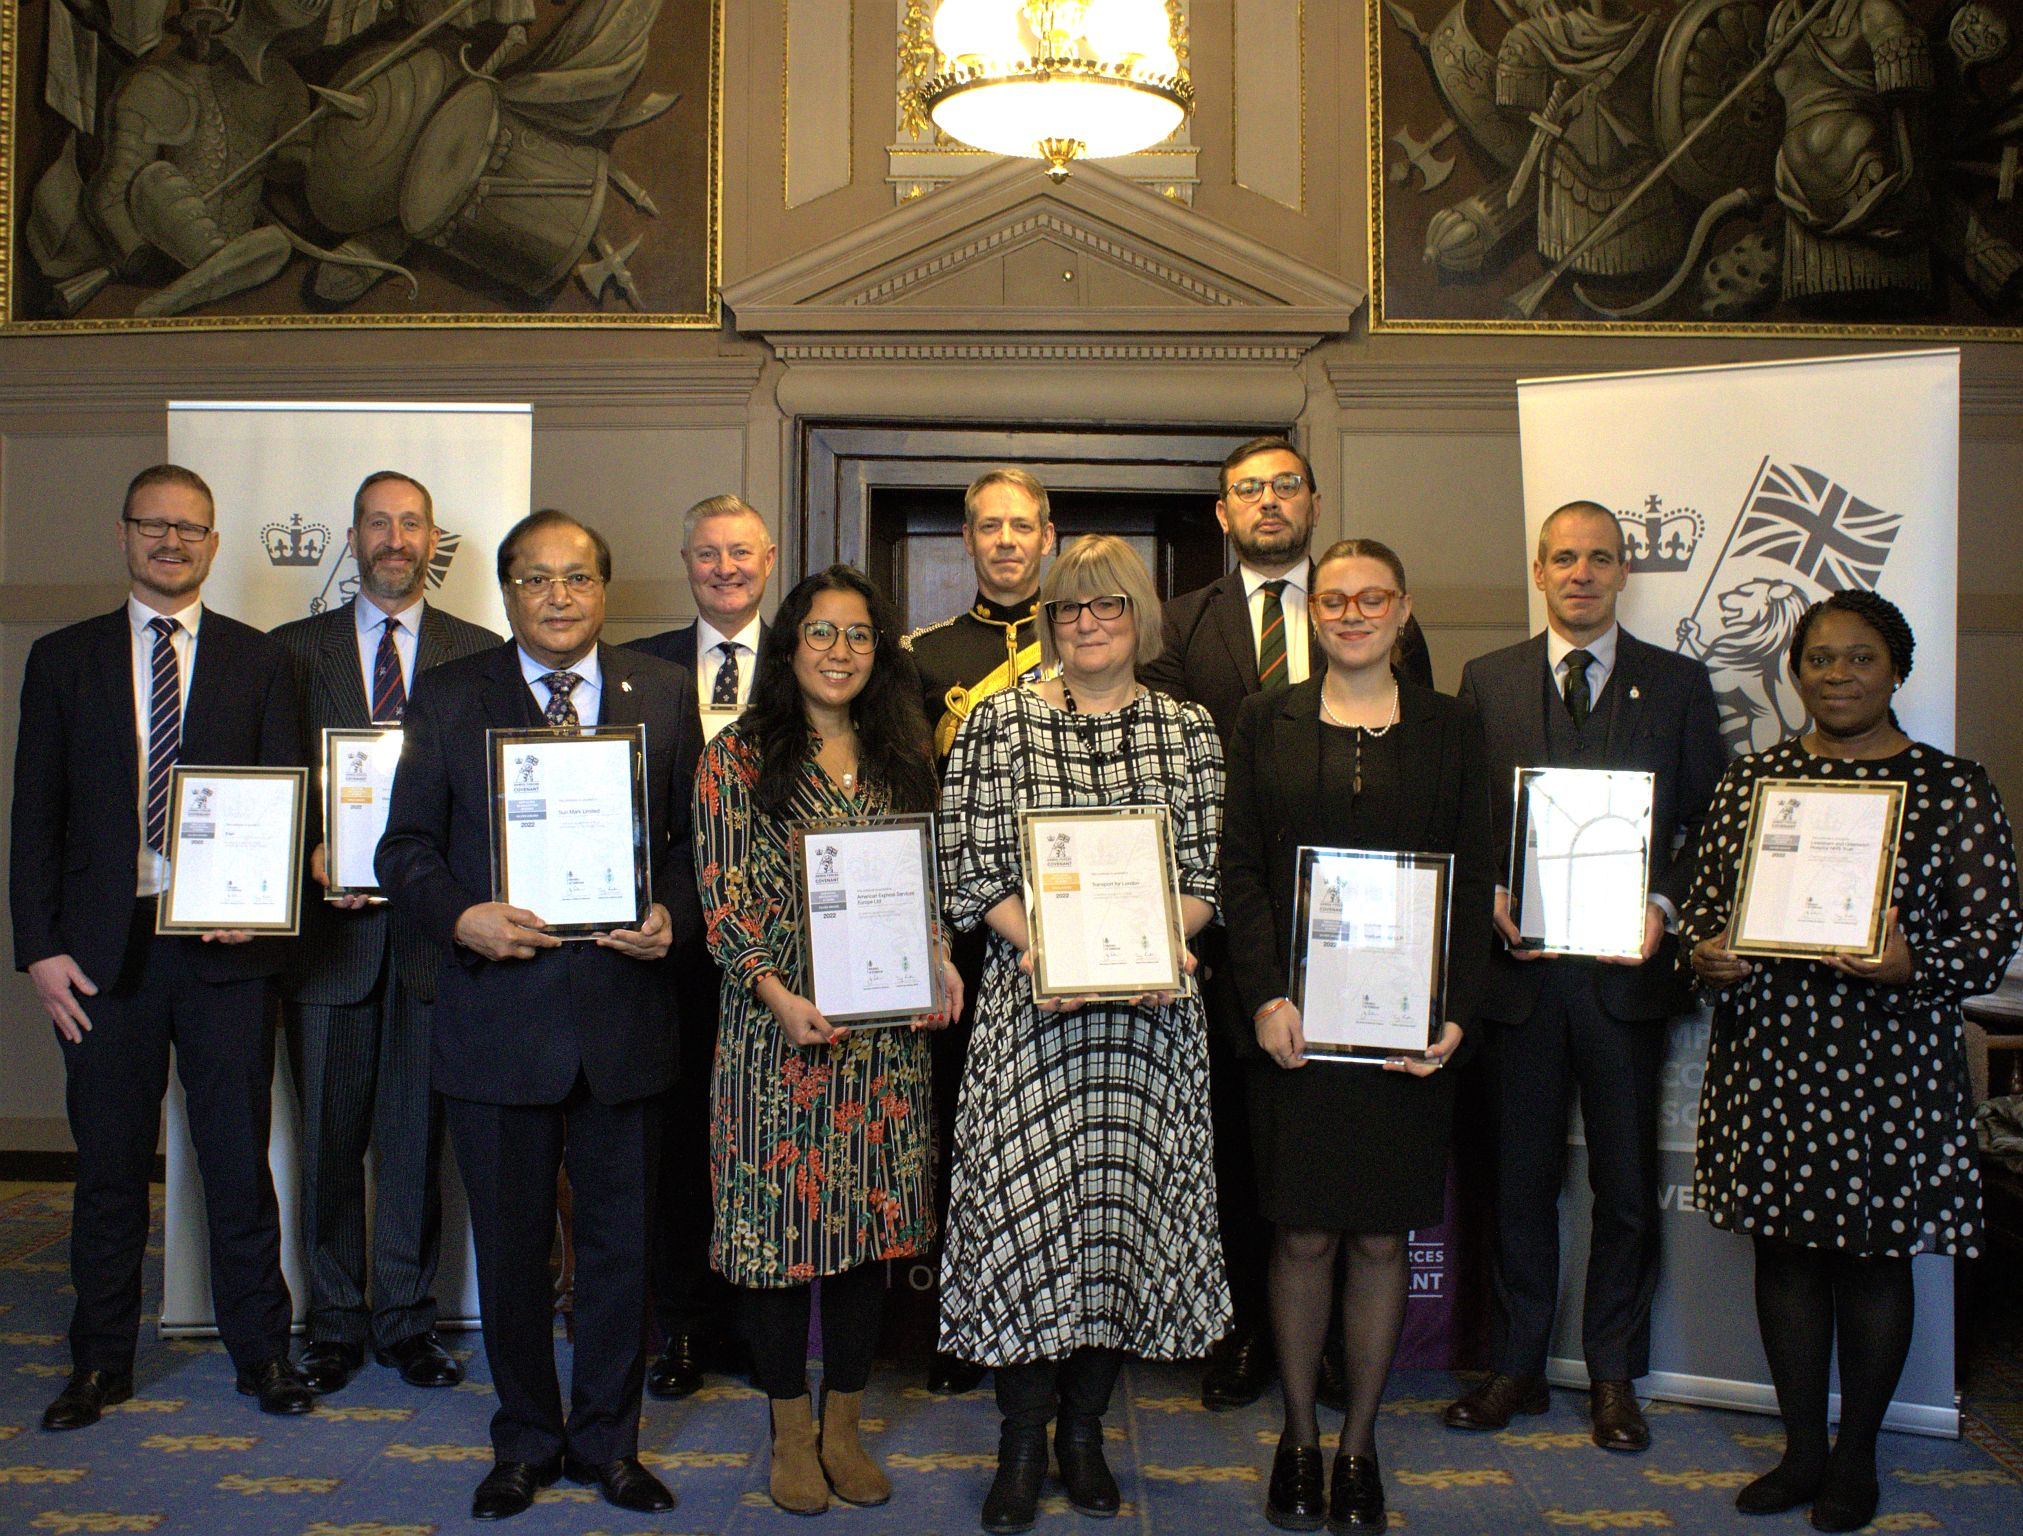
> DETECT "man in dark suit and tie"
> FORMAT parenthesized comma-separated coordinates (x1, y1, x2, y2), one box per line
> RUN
(624, 492, 771, 1399)
(12, 463, 314, 1429)
(1143, 435, 1434, 1411)
(270, 470, 499, 1397)
(377, 509, 702, 1520)
(1445, 499, 1724, 1452)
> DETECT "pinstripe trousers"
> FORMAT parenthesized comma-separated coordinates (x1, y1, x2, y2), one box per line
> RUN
(284, 966, 444, 1349)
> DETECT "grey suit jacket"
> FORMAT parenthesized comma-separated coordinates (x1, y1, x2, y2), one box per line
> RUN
(272, 599, 500, 1007)
(1456, 627, 1725, 1024)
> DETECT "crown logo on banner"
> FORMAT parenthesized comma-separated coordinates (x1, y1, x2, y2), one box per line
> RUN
(1618, 495, 1703, 574)
(261, 512, 332, 568)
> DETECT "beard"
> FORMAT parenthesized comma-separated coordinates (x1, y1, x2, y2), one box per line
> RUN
(360, 549, 427, 602)
(1229, 520, 1312, 568)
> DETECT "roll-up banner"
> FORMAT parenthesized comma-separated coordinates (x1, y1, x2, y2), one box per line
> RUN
(158, 402, 533, 1334)
(1517, 350, 1961, 1435)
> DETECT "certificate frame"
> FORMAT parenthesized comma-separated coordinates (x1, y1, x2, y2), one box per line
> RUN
(1019, 804, 1187, 1004)
(1289, 847, 1451, 1064)
(156, 765, 309, 936)
(1508, 767, 1655, 960)
(791, 812, 946, 1027)
(1730, 778, 1907, 963)
(486, 725, 652, 940)
(322, 727, 403, 901)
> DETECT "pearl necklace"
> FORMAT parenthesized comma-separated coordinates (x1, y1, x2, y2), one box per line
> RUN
(1320, 680, 1399, 797)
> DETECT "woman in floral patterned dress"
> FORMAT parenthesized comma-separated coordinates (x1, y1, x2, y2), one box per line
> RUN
(694, 565, 958, 1516)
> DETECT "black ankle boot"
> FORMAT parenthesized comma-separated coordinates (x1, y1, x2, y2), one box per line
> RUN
(1328, 1451, 1385, 1532)
(981, 1424, 1049, 1535)
(1055, 1414, 1119, 1517)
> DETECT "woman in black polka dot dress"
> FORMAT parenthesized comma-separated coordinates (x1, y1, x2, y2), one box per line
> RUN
(1685, 590, 2022, 1534)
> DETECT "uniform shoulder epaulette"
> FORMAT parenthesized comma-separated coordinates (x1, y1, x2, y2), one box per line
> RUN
(900, 614, 959, 651)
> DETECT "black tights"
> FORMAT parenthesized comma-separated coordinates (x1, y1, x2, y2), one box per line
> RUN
(1751, 1236, 1915, 1500)
(740, 1261, 887, 1400)
(1270, 1226, 1407, 1456)
(994, 1347, 1125, 1433)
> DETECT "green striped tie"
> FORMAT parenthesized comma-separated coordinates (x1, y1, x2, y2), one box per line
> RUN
(1258, 579, 1290, 691)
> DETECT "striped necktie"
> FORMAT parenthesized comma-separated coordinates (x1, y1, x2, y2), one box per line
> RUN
(1257, 579, 1290, 692)
(144, 616, 181, 854)
(371, 615, 407, 723)
(541, 671, 581, 730)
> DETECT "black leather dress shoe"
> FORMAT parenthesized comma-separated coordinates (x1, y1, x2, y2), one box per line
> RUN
(297, 1341, 363, 1395)
(927, 1350, 985, 1394)
(981, 1424, 1049, 1534)
(646, 1335, 704, 1399)
(1589, 1379, 1651, 1452)
(1201, 1329, 1273, 1411)
(41, 1368, 132, 1431)
(563, 1452, 676, 1513)
(236, 1356, 316, 1415)
(1329, 1453, 1385, 1532)
(1055, 1415, 1120, 1517)
(1442, 1373, 1549, 1430)
(1265, 1441, 1326, 1531)
(472, 1455, 562, 1520)
(375, 1332, 463, 1388)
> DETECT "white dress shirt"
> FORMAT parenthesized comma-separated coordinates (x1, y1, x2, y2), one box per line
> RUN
(695, 614, 761, 712)
(129, 596, 201, 897)
(1241, 563, 1311, 686)
(518, 646, 603, 729)
(354, 596, 424, 707)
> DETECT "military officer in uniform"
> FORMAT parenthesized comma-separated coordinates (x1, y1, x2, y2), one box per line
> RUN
(901, 466, 1055, 1395)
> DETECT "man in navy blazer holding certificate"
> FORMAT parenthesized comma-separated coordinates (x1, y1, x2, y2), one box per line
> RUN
(377, 509, 702, 1521)
(1447, 500, 1723, 1454)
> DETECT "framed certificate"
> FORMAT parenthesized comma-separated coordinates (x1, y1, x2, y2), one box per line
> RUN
(1731, 778, 1906, 962)
(1019, 805, 1186, 1003)
(487, 726, 651, 939)
(793, 813, 945, 1026)
(1509, 767, 1654, 959)
(1291, 848, 1451, 1063)
(157, 766, 309, 935)
(322, 728, 403, 900)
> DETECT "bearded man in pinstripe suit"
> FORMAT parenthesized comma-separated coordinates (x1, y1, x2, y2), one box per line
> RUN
(271, 470, 498, 1395)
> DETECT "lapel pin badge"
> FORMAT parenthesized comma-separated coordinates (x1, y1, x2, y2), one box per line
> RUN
(1629, 686, 1641, 701)
(621, 679, 633, 693)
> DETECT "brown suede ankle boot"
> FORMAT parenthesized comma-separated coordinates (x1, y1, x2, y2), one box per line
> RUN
(769, 1395, 830, 1515)
(818, 1387, 891, 1507)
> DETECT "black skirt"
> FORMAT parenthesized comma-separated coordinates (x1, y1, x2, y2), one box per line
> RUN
(1248, 1054, 1455, 1232)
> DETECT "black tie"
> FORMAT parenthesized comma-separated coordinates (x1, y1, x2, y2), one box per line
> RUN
(1563, 649, 1594, 730)
(711, 642, 739, 708)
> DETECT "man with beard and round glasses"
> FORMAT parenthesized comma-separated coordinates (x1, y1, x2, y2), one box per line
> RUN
(270, 470, 499, 1397)
(1143, 436, 1434, 1413)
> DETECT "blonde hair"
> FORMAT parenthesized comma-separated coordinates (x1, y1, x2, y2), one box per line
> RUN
(1037, 534, 1163, 670)
(964, 467, 1051, 525)
(680, 494, 772, 550)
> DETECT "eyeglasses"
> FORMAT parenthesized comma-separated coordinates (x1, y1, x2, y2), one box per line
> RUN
(1226, 472, 1306, 504)
(507, 572, 603, 595)
(802, 620, 878, 654)
(123, 516, 214, 543)
(1309, 587, 1402, 620)
(1044, 593, 1129, 625)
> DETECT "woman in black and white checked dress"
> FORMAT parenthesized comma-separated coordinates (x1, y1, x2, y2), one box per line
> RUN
(938, 535, 1230, 1534)
(1685, 590, 2021, 1534)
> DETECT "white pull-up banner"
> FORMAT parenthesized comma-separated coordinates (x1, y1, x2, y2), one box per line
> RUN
(1517, 349, 1961, 1435)
(158, 401, 533, 1336)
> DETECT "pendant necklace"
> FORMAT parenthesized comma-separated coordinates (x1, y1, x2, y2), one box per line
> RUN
(1320, 681, 1399, 796)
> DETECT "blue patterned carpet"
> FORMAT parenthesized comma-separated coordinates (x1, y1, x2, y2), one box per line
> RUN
(2, 1181, 2021, 1534)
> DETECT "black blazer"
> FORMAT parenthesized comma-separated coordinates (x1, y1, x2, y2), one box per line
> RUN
(1142, 565, 1435, 743)
(270, 599, 501, 1007)
(1456, 628, 1725, 1024)
(11, 605, 300, 987)
(374, 641, 704, 1107)
(626, 619, 769, 678)
(1220, 678, 1495, 1041)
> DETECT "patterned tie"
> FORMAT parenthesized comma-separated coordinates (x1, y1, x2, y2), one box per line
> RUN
(710, 641, 740, 708)
(144, 616, 181, 854)
(1257, 579, 1290, 692)
(1563, 648, 1594, 730)
(541, 670, 581, 730)
(371, 615, 407, 723)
